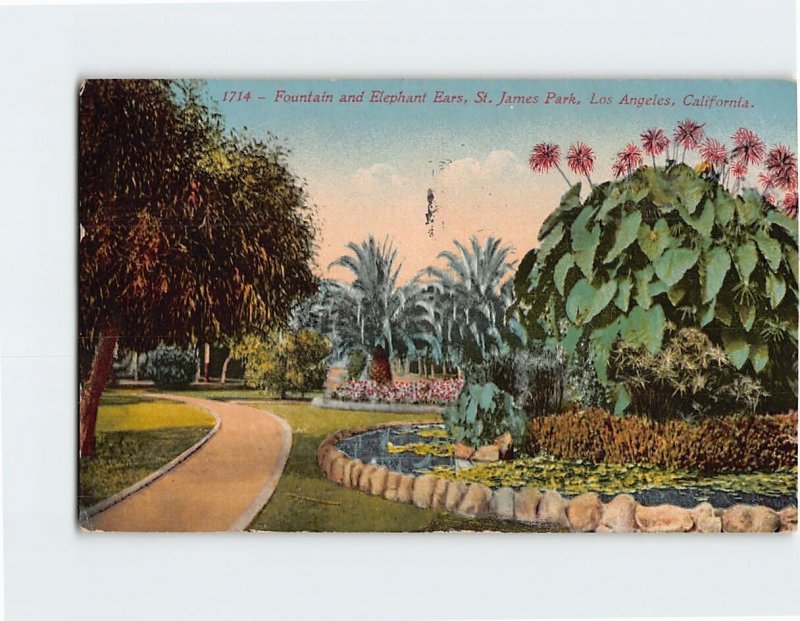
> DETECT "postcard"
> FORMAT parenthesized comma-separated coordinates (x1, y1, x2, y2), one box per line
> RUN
(78, 79, 797, 532)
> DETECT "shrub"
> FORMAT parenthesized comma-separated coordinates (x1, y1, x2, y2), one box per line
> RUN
(514, 165, 798, 414)
(346, 349, 368, 381)
(565, 335, 610, 409)
(331, 378, 462, 405)
(526, 408, 797, 474)
(611, 325, 765, 420)
(443, 382, 527, 447)
(144, 345, 196, 388)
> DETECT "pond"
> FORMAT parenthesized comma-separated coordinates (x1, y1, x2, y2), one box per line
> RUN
(335, 424, 798, 511)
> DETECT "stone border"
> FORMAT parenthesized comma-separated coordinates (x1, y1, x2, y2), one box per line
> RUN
(311, 396, 445, 414)
(317, 423, 798, 533)
(79, 403, 222, 526)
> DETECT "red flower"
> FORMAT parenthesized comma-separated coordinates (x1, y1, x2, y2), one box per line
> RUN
(783, 191, 798, 218)
(764, 192, 777, 207)
(699, 138, 728, 168)
(730, 161, 748, 179)
(730, 128, 765, 166)
(758, 171, 775, 190)
(528, 142, 561, 174)
(765, 145, 798, 191)
(566, 142, 595, 176)
(640, 128, 670, 157)
(611, 160, 626, 179)
(673, 119, 705, 151)
(617, 143, 643, 173)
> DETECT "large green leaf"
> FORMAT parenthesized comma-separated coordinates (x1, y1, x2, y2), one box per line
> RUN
(681, 199, 715, 237)
(702, 246, 731, 303)
(571, 207, 596, 251)
(766, 272, 787, 309)
(566, 278, 617, 326)
(699, 300, 715, 327)
(749, 340, 769, 373)
(539, 184, 582, 240)
(736, 192, 761, 226)
(614, 275, 632, 311)
(613, 384, 631, 416)
(733, 241, 758, 281)
(674, 175, 705, 214)
(754, 229, 781, 272)
(562, 324, 582, 355)
(605, 210, 642, 263)
(596, 186, 622, 221)
(714, 191, 735, 227)
(736, 303, 755, 331)
(653, 246, 699, 287)
(645, 166, 675, 207)
(786, 247, 799, 285)
(553, 253, 574, 296)
(637, 218, 671, 261)
(620, 304, 666, 355)
(667, 282, 686, 305)
(537, 223, 564, 264)
(633, 265, 655, 309)
(589, 319, 620, 383)
(574, 228, 600, 277)
(721, 330, 750, 369)
(767, 208, 798, 240)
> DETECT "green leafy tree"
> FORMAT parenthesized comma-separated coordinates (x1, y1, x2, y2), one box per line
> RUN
(514, 165, 798, 415)
(79, 80, 317, 456)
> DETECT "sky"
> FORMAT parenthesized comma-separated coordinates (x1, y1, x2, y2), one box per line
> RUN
(206, 79, 797, 283)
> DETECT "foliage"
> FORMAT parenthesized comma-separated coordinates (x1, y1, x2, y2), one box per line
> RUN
(611, 325, 766, 420)
(386, 440, 453, 457)
(442, 382, 526, 447)
(331, 379, 462, 405)
(233, 329, 331, 397)
(526, 408, 798, 474)
(565, 335, 610, 409)
(346, 349, 368, 381)
(144, 345, 197, 388)
(514, 165, 798, 414)
(427, 452, 796, 498)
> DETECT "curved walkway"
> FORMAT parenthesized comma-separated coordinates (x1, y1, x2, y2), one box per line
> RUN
(84, 395, 292, 532)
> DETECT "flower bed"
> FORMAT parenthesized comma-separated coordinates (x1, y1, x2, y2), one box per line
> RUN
(330, 379, 463, 406)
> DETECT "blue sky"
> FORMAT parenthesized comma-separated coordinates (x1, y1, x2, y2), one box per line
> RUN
(205, 79, 797, 280)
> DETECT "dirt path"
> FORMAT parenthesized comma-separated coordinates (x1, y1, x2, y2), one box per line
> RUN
(85, 395, 292, 532)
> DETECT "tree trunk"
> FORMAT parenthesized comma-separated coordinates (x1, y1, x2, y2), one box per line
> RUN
(203, 342, 211, 382)
(79, 323, 120, 457)
(133, 351, 139, 381)
(220, 353, 232, 384)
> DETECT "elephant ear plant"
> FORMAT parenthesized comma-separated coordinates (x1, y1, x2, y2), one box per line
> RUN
(514, 164, 798, 415)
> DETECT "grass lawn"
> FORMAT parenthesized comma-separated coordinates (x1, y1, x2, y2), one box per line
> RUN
(78, 390, 216, 510)
(245, 401, 561, 532)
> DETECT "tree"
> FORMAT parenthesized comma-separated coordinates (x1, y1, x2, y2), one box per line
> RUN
(78, 80, 317, 456)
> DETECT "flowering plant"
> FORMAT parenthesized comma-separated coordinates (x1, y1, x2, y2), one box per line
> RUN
(331, 378, 463, 406)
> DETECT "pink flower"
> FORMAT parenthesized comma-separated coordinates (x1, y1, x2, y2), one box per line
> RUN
(759, 171, 776, 191)
(640, 128, 670, 157)
(616, 143, 643, 174)
(783, 191, 798, 218)
(699, 138, 728, 168)
(730, 128, 765, 166)
(730, 161, 748, 179)
(611, 160, 626, 179)
(765, 145, 798, 191)
(566, 142, 595, 176)
(673, 119, 705, 151)
(528, 142, 561, 174)
(764, 192, 777, 207)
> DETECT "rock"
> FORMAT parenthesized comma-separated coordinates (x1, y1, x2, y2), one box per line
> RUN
(722, 505, 780, 533)
(383, 471, 402, 501)
(690, 502, 721, 533)
(322, 448, 343, 477)
(598, 494, 637, 533)
(453, 442, 474, 460)
(472, 444, 500, 462)
(357, 464, 378, 493)
(444, 480, 468, 511)
(397, 475, 415, 503)
(566, 493, 603, 532)
(329, 457, 347, 485)
(489, 487, 515, 520)
(412, 474, 437, 509)
(368, 466, 389, 496)
(431, 478, 450, 510)
(779, 507, 797, 532)
(537, 491, 570, 528)
(635, 504, 693, 533)
(513, 488, 542, 523)
(495, 432, 513, 457)
(456, 484, 493, 517)
(316, 444, 333, 469)
(348, 460, 364, 488)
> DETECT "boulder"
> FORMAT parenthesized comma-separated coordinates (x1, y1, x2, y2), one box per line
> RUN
(329, 457, 347, 485)
(690, 502, 722, 533)
(722, 504, 780, 533)
(368, 466, 389, 496)
(472, 444, 500, 462)
(566, 493, 603, 532)
(779, 507, 798, 532)
(348, 460, 364, 488)
(444, 480, 468, 511)
(494, 432, 513, 458)
(537, 490, 570, 528)
(397, 474, 415, 503)
(456, 484, 493, 517)
(357, 464, 378, 493)
(513, 488, 542, 523)
(635, 504, 693, 533)
(431, 478, 450, 510)
(489, 487, 515, 520)
(316, 444, 333, 469)
(323, 449, 344, 477)
(383, 471, 402, 501)
(453, 442, 475, 460)
(412, 474, 438, 509)
(598, 494, 637, 533)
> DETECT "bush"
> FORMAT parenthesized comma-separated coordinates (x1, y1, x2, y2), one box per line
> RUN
(331, 378, 462, 405)
(526, 408, 797, 474)
(565, 335, 610, 409)
(443, 382, 527, 447)
(346, 349, 368, 381)
(611, 325, 765, 420)
(144, 345, 196, 388)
